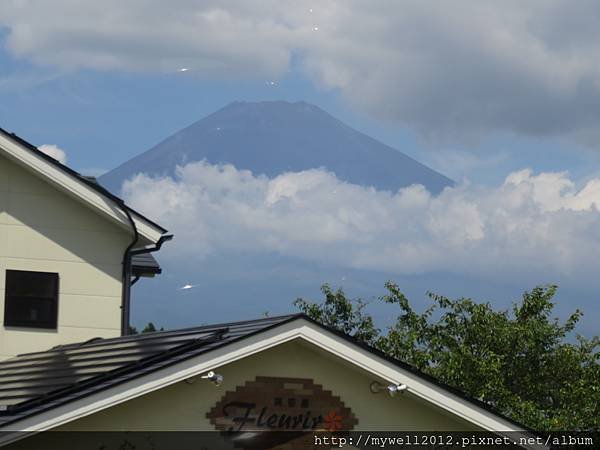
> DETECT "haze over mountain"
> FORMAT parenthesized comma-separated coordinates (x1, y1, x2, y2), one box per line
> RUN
(99, 101, 453, 193)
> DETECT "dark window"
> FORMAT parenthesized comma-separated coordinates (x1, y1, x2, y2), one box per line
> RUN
(4, 270, 59, 329)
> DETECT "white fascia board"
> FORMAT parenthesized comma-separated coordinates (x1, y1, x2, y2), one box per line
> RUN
(296, 322, 544, 449)
(128, 213, 165, 246)
(0, 134, 164, 244)
(0, 319, 546, 449)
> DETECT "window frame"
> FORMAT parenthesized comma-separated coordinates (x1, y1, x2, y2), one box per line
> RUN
(4, 269, 59, 330)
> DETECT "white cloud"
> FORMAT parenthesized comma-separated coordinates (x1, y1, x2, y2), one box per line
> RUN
(38, 144, 67, 164)
(0, 1, 298, 76)
(3, 1, 600, 144)
(122, 162, 600, 286)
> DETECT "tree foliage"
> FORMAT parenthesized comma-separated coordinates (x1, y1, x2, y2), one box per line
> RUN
(128, 322, 164, 335)
(294, 283, 600, 431)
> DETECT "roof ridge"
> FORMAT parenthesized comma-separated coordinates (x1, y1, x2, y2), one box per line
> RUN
(16, 313, 305, 356)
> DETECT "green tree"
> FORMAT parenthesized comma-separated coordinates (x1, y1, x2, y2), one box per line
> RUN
(294, 283, 600, 431)
(142, 322, 157, 333)
(128, 322, 164, 334)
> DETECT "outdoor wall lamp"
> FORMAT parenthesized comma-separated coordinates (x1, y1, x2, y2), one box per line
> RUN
(201, 370, 224, 386)
(370, 381, 407, 397)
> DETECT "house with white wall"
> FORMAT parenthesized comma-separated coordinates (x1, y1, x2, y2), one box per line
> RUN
(0, 128, 171, 359)
(0, 128, 541, 449)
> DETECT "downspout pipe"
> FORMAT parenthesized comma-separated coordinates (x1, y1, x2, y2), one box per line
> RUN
(130, 233, 174, 256)
(120, 201, 173, 336)
(121, 204, 139, 336)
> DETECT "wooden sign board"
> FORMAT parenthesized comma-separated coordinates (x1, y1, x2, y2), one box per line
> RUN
(207, 376, 358, 449)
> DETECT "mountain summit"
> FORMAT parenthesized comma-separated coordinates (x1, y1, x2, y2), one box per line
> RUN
(99, 101, 453, 193)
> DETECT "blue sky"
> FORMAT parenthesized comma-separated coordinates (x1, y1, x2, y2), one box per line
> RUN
(2, 2, 600, 335)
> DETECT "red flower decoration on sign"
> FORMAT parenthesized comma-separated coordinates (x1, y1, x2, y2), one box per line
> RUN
(323, 410, 343, 431)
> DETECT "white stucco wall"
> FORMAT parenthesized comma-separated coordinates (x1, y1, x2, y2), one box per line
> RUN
(0, 154, 130, 359)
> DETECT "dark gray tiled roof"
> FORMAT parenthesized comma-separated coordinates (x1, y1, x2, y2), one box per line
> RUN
(0, 313, 529, 432)
(0, 314, 301, 427)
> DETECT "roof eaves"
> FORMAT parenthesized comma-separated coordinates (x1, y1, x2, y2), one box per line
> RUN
(0, 328, 229, 417)
(0, 315, 303, 422)
(0, 127, 167, 235)
(295, 314, 535, 433)
(0, 313, 530, 434)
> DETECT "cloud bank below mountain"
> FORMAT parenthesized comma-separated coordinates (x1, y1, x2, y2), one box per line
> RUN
(123, 162, 600, 287)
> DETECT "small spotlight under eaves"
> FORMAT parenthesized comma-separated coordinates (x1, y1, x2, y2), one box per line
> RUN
(201, 371, 223, 386)
(370, 381, 408, 397)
